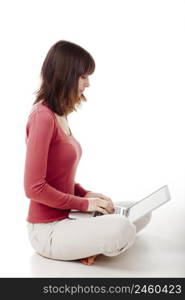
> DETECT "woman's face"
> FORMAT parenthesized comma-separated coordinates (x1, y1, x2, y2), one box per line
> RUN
(78, 74, 90, 96)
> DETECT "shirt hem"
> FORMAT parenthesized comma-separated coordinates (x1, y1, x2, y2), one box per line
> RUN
(26, 215, 69, 224)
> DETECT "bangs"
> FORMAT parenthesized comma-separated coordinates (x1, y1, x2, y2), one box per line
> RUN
(77, 52, 95, 76)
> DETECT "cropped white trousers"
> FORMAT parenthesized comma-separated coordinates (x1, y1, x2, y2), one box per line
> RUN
(26, 201, 151, 261)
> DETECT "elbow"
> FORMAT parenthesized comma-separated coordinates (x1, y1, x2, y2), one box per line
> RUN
(24, 185, 35, 199)
(24, 181, 45, 199)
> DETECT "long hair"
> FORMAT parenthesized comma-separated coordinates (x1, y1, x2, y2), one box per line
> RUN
(33, 40, 95, 115)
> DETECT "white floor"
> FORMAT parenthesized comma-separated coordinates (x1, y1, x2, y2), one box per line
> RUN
(0, 198, 184, 278)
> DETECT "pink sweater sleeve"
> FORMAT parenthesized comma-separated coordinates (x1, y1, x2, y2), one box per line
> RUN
(24, 110, 88, 212)
(74, 183, 91, 197)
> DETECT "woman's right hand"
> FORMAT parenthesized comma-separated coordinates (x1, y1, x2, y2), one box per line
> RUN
(86, 198, 115, 215)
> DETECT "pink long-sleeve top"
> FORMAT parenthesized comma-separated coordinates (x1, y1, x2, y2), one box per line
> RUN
(24, 103, 90, 223)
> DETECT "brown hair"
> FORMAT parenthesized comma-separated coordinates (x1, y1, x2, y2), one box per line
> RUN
(33, 40, 95, 116)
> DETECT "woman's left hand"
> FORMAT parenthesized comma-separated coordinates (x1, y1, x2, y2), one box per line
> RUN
(84, 191, 115, 214)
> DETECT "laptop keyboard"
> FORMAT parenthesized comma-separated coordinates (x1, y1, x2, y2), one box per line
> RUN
(93, 206, 124, 217)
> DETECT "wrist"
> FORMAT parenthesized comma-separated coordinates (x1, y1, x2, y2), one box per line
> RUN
(84, 191, 93, 197)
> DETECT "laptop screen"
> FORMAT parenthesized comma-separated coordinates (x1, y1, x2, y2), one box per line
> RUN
(127, 185, 171, 222)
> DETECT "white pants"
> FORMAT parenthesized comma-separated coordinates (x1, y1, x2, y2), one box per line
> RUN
(26, 201, 152, 261)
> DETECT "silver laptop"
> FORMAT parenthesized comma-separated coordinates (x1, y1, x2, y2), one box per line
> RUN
(69, 185, 171, 222)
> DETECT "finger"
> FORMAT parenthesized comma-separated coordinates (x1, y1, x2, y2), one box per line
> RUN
(102, 198, 114, 210)
(97, 193, 111, 201)
(107, 206, 115, 214)
(96, 206, 109, 215)
(108, 205, 115, 213)
(97, 199, 111, 210)
(98, 194, 114, 208)
(99, 202, 113, 214)
(96, 199, 114, 214)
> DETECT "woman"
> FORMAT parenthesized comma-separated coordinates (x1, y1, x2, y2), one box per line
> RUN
(24, 40, 151, 266)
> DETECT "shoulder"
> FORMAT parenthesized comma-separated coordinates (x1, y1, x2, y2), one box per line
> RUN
(27, 104, 56, 132)
(29, 104, 54, 122)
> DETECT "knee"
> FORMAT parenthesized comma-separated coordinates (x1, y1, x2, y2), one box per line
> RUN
(102, 215, 136, 257)
(108, 215, 136, 244)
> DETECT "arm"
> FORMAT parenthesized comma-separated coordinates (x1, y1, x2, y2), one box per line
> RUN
(74, 182, 91, 197)
(24, 110, 88, 211)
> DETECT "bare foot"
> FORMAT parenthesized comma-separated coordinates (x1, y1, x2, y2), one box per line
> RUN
(80, 255, 98, 266)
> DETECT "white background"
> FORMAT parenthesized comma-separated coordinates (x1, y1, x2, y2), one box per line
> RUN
(0, 0, 184, 277)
